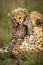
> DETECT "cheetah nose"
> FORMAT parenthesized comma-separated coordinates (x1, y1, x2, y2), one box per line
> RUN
(17, 22, 20, 26)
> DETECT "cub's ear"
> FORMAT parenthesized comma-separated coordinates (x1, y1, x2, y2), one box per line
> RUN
(8, 13, 11, 17)
(23, 8, 29, 17)
(23, 8, 27, 13)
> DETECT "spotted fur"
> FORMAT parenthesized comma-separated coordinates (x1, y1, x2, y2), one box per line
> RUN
(8, 9, 43, 54)
(7, 8, 28, 54)
(20, 11, 43, 52)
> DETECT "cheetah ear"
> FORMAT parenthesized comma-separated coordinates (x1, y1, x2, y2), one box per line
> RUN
(23, 8, 29, 17)
(23, 8, 27, 13)
(8, 13, 11, 17)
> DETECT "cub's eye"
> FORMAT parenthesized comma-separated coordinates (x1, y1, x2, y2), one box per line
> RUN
(19, 17, 21, 19)
(13, 18, 16, 21)
(36, 19, 43, 25)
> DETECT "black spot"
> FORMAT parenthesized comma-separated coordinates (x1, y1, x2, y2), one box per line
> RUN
(38, 42, 40, 44)
(42, 44, 43, 46)
(31, 43, 32, 45)
(32, 31, 34, 32)
(37, 44, 39, 46)
(25, 48, 26, 49)
(42, 30, 43, 32)
(35, 34, 37, 35)
(36, 39, 38, 41)
(36, 48, 40, 51)
(32, 49, 33, 51)
(38, 36, 42, 39)
(41, 45, 42, 48)
(35, 40, 37, 42)
(19, 17, 21, 19)
(3, 47, 5, 50)
(34, 42, 35, 44)
(35, 37, 37, 38)
(21, 49, 22, 50)
(40, 41, 42, 43)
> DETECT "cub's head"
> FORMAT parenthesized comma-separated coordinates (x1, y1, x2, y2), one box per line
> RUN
(8, 8, 28, 27)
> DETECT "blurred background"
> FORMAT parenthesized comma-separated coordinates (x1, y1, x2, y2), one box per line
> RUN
(0, 0, 43, 47)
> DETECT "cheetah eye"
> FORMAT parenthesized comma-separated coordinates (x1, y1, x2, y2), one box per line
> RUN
(36, 19, 43, 26)
(36, 20, 41, 25)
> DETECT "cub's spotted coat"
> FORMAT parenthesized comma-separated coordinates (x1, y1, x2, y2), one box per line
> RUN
(8, 8, 28, 54)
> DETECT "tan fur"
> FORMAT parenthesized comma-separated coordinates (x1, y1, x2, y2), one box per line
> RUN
(8, 8, 28, 54)
(8, 9, 43, 54)
(20, 11, 43, 52)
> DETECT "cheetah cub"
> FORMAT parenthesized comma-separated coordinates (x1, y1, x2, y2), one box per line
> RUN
(8, 8, 29, 54)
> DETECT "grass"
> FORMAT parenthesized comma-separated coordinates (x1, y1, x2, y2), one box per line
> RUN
(0, 51, 43, 65)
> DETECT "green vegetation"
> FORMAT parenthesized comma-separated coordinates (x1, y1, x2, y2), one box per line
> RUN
(0, 0, 43, 65)
(0, 51, 43, 65)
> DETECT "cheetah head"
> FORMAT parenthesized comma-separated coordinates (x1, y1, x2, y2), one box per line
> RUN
(8, 8, 28, 27)
(30, 11, 43, 27)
